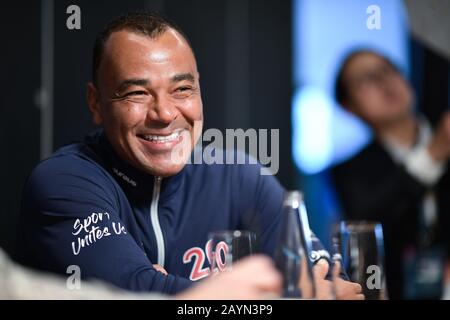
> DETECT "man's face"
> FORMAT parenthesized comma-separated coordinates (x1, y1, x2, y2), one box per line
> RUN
(342, 53, 414, 127)
(88, 29, 203, 177)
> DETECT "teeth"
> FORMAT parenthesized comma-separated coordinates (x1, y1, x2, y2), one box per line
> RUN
(142, 131, 181, 143)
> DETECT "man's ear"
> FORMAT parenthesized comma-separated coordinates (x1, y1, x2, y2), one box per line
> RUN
(87, 83, 103, 125)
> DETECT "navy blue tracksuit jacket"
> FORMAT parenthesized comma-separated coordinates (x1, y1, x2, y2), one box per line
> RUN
(17, 130, 329, 294)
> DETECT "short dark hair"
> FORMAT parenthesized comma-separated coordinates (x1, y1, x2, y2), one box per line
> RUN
(92, 11, 193, 86)
(334, 49, 399, 107)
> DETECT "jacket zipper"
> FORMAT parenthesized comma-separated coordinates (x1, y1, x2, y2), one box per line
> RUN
(150, 176, 165, 267)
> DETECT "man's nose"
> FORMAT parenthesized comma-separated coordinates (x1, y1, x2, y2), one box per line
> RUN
(146, 96, 178, 125)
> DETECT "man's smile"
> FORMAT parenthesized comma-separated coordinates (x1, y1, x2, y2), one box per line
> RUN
(136, 129, 186, 151)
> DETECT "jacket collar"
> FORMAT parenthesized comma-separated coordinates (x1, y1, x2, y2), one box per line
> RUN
(85, 129, 185, 200)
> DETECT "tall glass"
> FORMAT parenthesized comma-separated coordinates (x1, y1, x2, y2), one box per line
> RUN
(332, 221, 387, 300)
(208, 230, 256, 273)
(275, 191, 317, 298)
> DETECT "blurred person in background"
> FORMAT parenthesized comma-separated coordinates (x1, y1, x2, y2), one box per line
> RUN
(16, 11, 361, 299)
(331, 49, 450, 299)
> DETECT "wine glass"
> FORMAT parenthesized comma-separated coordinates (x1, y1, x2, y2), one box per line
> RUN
(332, 220, 388, 300)
(208, 230, 256, 274)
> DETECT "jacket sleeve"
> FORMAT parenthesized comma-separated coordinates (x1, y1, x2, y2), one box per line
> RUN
(17, 156, 192, 295)
(235, 158, 331, 265)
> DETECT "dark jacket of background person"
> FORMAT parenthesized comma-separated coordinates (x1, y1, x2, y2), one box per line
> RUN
(332, 139, 450, 299)
(17, 130, 331, 294)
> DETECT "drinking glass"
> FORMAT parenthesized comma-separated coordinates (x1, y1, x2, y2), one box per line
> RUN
(208, 230, 256, 273)
(332, 220, 388, 300)
(275, 191, 318, 298)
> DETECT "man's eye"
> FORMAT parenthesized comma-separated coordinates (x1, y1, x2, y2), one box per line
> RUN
(111, 91, 150, 103)
(172, 86, 194, 99)
(126, 91, 147, 96)
(176, 86, 192, 92)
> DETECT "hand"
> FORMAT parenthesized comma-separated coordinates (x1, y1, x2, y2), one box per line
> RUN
(332, 260, 364, 300)
(153, 264, 168, 275)
(311, 259, 334, 300)
(176, 255, 282, 300)
(427, 112, 450, 163)
(309, 259, 364, 300)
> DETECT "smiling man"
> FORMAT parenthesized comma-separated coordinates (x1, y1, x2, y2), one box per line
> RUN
(88, 25, 203, 178)
(17, 12, 361, 298)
